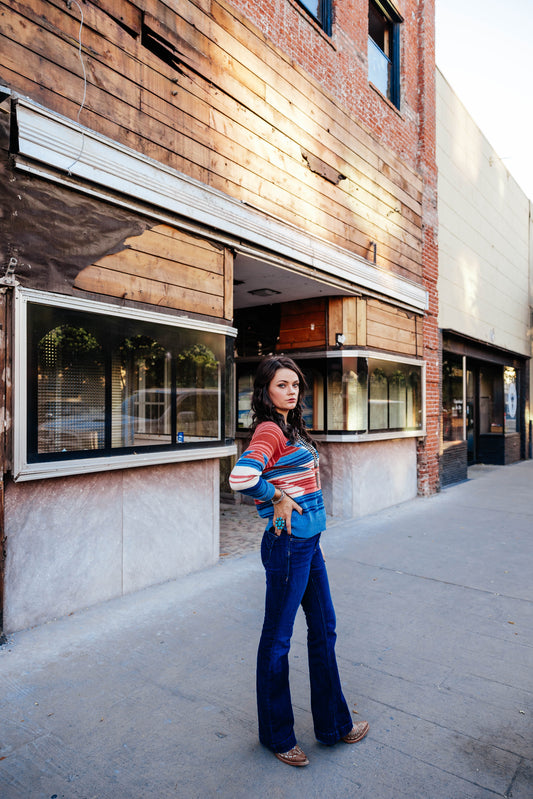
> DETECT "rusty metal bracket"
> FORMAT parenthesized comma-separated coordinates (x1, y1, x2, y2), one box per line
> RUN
(0, 258, 19, 287)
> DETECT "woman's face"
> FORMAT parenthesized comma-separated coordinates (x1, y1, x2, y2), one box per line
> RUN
(267, 368, 300, 420)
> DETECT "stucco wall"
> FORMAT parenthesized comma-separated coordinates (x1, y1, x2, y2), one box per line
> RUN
(319, 438, 418, 520)
(436, 70, 530, 356)
(3, 460, 219, 633)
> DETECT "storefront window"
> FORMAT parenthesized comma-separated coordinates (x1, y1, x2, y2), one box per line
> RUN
(368, 358, 421, 432)
(237, 372, 254, 430)
(28, 301, 232, 462)
(301, 365, 325, 431)
(236, 354, 423, 436)
(479, 365, 504, 434)
(504, 366, 518, 433)
(442, 354, 464, 441)
(327, 357, 368, 432)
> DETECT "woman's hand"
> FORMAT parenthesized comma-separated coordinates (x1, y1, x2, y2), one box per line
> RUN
(273, 492, 303, 536)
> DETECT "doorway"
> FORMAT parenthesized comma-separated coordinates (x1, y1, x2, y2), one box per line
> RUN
(465, 360, 506, 465)
(466, 367, 476, 464)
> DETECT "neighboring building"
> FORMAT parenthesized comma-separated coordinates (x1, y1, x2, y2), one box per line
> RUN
(0, 0, 438, 633)
(436, 69, 531, 486)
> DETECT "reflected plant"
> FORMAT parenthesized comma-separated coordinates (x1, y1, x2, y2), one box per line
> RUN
(390, 369, 406, 386)
(120, 335, 166, 369)
(39, 325, 102, 368)
(177, 343, 218, 388)
(370, 367, 387, 383)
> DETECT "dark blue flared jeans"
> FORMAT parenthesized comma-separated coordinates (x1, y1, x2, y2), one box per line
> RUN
(257, 529, 353, 753)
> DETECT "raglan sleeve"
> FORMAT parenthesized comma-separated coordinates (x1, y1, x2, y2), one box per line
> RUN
(228, 423, 282, 502)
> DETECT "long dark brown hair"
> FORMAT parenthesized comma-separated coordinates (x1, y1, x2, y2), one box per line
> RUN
(249, 356, 314, 445)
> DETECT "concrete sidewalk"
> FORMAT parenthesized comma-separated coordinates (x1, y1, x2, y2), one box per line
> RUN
(0, 462, 532, 799)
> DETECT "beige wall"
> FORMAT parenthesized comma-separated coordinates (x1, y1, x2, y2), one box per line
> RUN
(320, 439, 418, 520)
(4, 460, 220, 632)
(437, 69, 530, 357)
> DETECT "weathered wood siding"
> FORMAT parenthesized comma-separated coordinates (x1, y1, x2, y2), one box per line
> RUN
(275, 295, 421, 356)
(277, 299, 327, 350)
(75, 225, 232, 318)
(366, 299, 423, 357)
(0, 0, 424, 285)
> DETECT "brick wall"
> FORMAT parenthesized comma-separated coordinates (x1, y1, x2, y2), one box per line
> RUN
(504, 433, 521, 465)
(227, 0, 431, 174)
(440, 442, 468, 487)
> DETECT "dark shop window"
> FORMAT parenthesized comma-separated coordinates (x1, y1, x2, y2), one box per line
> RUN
(479, 364, 504, 435)
(368, 0, 402, 108)
(296, 0, 332, 35)
(442, 354, 464, 442)
(28, 302, 232, 463)
(237, 355, 422, 436)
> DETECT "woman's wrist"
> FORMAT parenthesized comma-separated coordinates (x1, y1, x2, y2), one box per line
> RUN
(272, 489, 285, 505)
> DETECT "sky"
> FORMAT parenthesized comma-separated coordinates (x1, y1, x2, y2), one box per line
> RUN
(435, 0, 533, 201)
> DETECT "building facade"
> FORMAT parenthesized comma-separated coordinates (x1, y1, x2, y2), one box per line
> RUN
(0, 0, 438, 633)
(436, 69, 531, 486)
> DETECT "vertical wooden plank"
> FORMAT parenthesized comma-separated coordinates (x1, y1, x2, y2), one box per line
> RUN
(342, 297, 357, 344)
(224, 247, 234, 321)
(328, 297, 343, 347)
(356, 298, 367, 346)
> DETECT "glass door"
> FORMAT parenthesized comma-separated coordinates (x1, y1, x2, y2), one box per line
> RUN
(466, 368, 477, 464)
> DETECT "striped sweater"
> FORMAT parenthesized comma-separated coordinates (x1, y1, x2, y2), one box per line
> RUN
(229, 421, 327, 538)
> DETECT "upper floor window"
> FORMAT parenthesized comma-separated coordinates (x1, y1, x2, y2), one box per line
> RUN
(296, 0, 332, 36)
(368, 0, 402, 108)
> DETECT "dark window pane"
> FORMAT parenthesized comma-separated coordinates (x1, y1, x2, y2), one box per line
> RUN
(369, 1, 391, 53)
(442, 354, 464, 441)
(37, 324, 105, 453)
(176, 339, 222, 441)
(115, 335, 172, 447)
(237, 371, 254, 430)
(368, 362, 389, 430)
(28, 302, 229, 462)
(300, 365, 325, 431)
(479, 365, 503, 434)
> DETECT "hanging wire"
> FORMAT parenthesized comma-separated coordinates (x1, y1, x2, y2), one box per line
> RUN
(65, 0, 88, 174)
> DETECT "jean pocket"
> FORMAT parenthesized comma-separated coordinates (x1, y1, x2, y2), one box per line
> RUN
(260, 528, 278, 567)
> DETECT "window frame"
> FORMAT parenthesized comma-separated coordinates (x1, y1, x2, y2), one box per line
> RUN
(295, 0, 333, 36)
(368, 0, 402, 109)
(14, 288, 237, 481)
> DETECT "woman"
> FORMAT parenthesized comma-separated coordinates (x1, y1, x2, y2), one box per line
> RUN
(229, 356, 369, 767)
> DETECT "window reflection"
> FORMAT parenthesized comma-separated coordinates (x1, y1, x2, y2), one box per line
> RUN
(29, 303, 228, 461)
(368, 37, 390, 97)
(328, 358, 367, 432)
(236, 355, 422, 435)
(176, 343, 221, 440)
(504, 367, 518, 433)
(442, 354, 463, 442)
(368, 358, 422, 432)
(301, 366, 324, 431)
(115, 336, 171, 447)
(37, 324, 105, 453)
